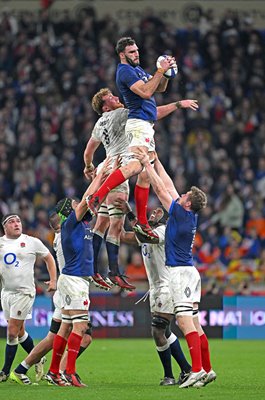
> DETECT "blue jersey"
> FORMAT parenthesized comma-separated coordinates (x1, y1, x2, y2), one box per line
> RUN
(61, 211, 94, 277)
(116, 63, 157, 121)
(165, 200, 198, 267)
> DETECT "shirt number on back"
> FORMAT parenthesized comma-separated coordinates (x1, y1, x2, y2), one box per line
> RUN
(102, 128, 110, 145)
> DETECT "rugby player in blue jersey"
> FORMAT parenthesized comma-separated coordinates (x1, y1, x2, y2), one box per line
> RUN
(87, 37, 180, 241)
(133, 149, 216, 389)
(46, 159, 111, 387)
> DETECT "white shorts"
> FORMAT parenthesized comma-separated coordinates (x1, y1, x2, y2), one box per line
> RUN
(52, 290, 62, 320)
(126, 119, 155, 151)
(58, 274, 90, 311)
(150, 285, 174, 314)
(97, 159, 129, 194)
(1, 291, 35, 320)
(166, 266, 201, 309)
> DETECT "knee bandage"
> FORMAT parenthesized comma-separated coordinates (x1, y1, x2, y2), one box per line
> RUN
(151, 315, 170, 330)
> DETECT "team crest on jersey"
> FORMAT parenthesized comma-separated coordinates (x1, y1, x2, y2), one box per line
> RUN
(65, 295, 71, 305)
(184, 287, 191, 298)
(20, 243, 25, 247)
(17, 310, 21, 316)
(83, 299, 88, 306)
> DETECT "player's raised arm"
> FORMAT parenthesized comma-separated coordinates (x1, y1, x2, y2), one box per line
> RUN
(134, 149, 174, 212)
(130, 56, 174, 98)
(83, 137, 101, 180)
(157, 100, 199, 120)
(154, 155, 179, 201)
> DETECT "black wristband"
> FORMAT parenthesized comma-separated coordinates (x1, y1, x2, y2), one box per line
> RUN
(127, 211, 136, 222)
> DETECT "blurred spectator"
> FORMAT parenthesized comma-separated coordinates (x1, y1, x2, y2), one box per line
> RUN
(125, 251, 147, 281)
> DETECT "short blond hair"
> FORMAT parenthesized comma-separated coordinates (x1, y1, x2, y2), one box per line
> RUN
(91, 88, 111, 115)
(189, 186, 207, 212)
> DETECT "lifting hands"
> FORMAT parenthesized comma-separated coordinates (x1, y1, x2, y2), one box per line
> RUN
(177, 99, 199, 111)
(133, 148, 150, 167)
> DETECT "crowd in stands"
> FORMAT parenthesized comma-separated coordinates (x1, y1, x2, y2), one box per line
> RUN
(0, 5, 264, 295)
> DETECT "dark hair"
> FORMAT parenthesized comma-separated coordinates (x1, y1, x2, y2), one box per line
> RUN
(115, 37, 136, 54)
(2, 213, 21, 226)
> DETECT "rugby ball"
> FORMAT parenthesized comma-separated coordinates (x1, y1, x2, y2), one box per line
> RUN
(156, 55, 178, 79)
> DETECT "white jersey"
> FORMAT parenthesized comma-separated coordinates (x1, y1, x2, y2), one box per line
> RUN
(53, 232, 64, 273)
(0, 233, 49, 296)
(91, 108, 130, 157)
(141, 225, 169, 288)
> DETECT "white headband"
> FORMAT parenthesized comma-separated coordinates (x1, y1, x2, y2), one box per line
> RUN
(2, 215, 21, 226)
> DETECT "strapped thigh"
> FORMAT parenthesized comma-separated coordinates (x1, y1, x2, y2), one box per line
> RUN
(175, 302, 193, 317)
(71, 314, 88, 324)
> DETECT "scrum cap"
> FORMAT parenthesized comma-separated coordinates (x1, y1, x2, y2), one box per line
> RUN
(55, 198, 73, 223)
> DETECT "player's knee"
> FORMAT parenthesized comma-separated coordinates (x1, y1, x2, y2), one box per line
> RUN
(7, 324, 21, 341)
(72, 314, 89, 336)
(151, 316, 170, 346)
(85, 321, 93, 337)
(81, 333, 92, 348)
(151, 315, 170, 339)
(50, 318, 61, 334)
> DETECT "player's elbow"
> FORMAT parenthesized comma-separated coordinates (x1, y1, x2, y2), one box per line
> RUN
(140, 92, 152, 99)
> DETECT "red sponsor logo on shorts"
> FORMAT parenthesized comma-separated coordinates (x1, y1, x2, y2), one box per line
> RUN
(83, 299, 88, 306)
(20, 243, 25, 247)
(145, 138, 150, 143)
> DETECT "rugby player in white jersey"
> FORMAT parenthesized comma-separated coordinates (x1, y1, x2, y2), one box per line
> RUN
(0, 214, 57, 383)
(84, 88, 198, 291)
(116, 200, 191, 386)
(10, 212, 92, 385)
(134, 149, 216, 388)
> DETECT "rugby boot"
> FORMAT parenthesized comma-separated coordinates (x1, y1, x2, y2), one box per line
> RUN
(0, 371, 9, 382)
(64, 372, 87, 387)
(10, 371, 32, 385)
(109, 274, 136, 291)
(46, 370, 71, 386)
(91, 273, 112, 290)
(133, 222, 159, 242)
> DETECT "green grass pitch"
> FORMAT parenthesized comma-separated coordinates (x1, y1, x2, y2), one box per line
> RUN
(0, 338, 264, 400)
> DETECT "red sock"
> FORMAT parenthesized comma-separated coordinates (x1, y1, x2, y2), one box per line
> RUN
(49, 334, 67, 374)
(134, 185, 149, 225)
(185, 331, 202, 372)
(65, 332, 82, 375)
(200, 333, 212, 373)
(94, 169, 126, 203)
